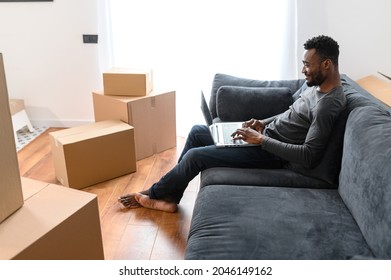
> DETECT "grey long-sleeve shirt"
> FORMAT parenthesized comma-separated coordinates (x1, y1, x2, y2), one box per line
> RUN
(262, 86, 346, 168)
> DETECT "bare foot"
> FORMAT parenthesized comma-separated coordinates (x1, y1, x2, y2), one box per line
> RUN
(118, 193, 141, 209)
(135, 193, 178, 213)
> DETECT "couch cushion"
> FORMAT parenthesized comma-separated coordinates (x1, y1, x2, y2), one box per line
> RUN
(185, 185, 373, 259)
(339, 106, 391, 259)
(216, 86, 293, 122)
(200, 167, 332, 189)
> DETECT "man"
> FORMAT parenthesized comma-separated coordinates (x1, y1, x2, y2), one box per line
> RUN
(118, 35, 346, 213)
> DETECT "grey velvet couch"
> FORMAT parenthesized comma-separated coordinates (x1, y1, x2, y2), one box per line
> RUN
(185, 73, 391, 260)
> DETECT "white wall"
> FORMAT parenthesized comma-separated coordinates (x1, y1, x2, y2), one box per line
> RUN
(0, 0, 109, 127)
(297, 0, 391, 80)
(1, 0, 390, 130)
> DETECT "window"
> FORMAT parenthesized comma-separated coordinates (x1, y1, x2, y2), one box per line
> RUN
(107, 0, 297, 135)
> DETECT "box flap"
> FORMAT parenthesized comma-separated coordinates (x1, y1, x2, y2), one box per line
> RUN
(9, 99, 25, 115)
(50, 120, 132, 145)
(20, 177, 50, 200)
(92, 92, 131, 123)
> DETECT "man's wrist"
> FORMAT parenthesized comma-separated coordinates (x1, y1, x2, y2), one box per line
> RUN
(257, 134, 264, 145)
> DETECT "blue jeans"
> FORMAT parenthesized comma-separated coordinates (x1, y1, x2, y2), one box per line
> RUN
(148, 125, 286, 203)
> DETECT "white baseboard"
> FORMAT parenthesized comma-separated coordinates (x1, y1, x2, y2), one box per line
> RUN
(30, 118, 187, 138)
(30, 118, 95, 128)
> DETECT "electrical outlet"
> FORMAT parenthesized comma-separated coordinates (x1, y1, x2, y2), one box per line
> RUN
(83, 34, 98, 44)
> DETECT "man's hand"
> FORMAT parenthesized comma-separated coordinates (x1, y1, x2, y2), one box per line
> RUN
(231, 127, 263, 144)
(242, 119, 265, 132)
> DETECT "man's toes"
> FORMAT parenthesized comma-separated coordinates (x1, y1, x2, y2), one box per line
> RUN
(118, 194, 131, 202)
(118, 193, 141, 209)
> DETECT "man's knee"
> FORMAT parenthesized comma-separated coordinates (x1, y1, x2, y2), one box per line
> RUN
(189, 124, 209, 135)
(181, 147, 210, 171)
(182, 147, 198, 162)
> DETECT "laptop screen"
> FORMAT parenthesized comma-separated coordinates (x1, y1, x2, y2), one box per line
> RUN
(201, 91, 213, 126)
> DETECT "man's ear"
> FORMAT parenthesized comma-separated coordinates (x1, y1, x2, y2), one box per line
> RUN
(323, 59, 332, 69)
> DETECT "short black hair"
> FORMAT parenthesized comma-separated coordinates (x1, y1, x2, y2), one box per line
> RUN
(304, 35, 339, 65)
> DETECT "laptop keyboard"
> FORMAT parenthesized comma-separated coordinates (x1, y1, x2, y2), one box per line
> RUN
(222, 123, 244, 144)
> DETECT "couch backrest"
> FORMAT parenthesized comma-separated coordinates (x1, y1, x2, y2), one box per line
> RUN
(339, 105, 391, 258)
(208, 73, 386, 121)
(209, 73, 305, 120)
(285, 76, 379, 185)
(341, 74, 391, 114)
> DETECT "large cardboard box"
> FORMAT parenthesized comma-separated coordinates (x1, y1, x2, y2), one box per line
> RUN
(93, 90, 176, 160)
(0, 53, 24, 224)
(50, 120, 136, 189)
(356, 75, 391, 107)
(0, 177, 104, 260)
(103, 68, 153, 96)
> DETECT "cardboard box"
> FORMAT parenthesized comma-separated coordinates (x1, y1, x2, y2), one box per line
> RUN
(0, 53, 24, 224)
(0, 177, 104, 260)
(9, 99, 25, 116)
(93, 90, 177, 160)
(103, 68, 153, 96)
(9, 98, 34, 136)
(356, 75, 391, 107)
(50, 120, 136, 189)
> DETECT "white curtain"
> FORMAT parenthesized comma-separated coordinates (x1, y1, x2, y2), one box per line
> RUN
(106, 0, 297, 136)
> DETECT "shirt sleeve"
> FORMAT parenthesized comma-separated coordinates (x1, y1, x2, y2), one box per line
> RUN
(262, 94, 345, 168)
(261, 112, 284, 126)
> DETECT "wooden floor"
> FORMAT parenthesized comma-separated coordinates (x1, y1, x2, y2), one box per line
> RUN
(16, 128, 199, 260)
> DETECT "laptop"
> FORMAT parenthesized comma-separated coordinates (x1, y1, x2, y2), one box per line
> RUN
(200, 90, 213, 126)
(209, 122, 246, 147)
(201, 91, 260, 147)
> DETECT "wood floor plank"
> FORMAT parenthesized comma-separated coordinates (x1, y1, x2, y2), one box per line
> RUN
(16, 129, 197, 260)
(99, 202, 136, 259)
(113, 225, 158, 260)
(150, 223, 189, 260)
(17, 128, 60, 177)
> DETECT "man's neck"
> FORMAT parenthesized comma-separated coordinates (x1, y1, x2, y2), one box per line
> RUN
(318, 72, 341, 93)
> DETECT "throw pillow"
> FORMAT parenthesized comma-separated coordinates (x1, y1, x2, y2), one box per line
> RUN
(209, 73, 305, 119)
(216, 86, 293, 122)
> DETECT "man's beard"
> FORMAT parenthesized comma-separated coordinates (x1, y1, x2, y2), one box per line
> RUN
(306, 71, 325, 87)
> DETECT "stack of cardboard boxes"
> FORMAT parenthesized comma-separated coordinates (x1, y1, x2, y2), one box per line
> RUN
(50, 68, 176, 190)
(0, 53, 104, 260)
(94, 68, 176, 160)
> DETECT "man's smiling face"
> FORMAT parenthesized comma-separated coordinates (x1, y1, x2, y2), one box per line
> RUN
(302, 48, 326, 87)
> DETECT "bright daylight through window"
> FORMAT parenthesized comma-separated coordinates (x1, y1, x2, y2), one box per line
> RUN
(107, 0, 297, 135)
